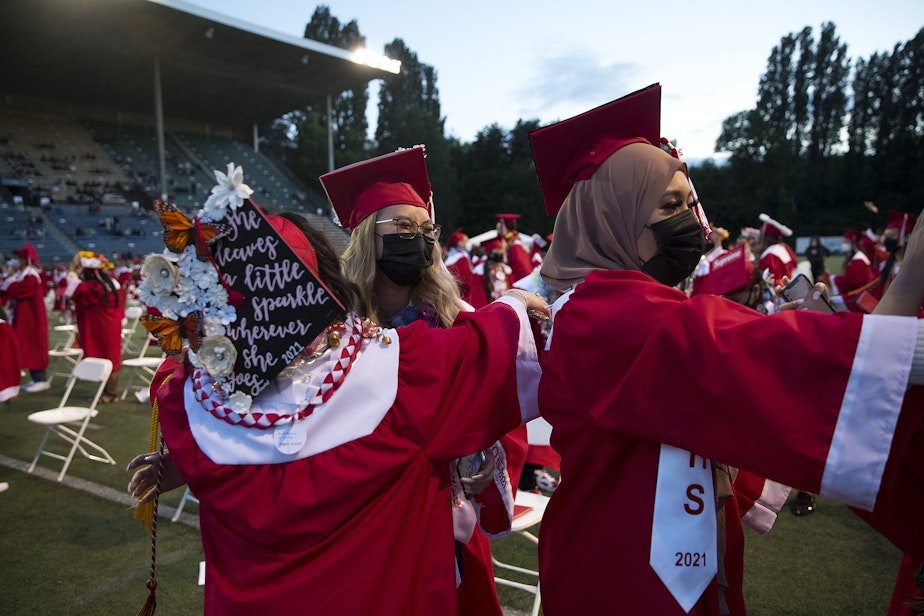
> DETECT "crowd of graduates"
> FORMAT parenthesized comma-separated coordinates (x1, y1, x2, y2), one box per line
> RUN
(4, 84, 924, 616)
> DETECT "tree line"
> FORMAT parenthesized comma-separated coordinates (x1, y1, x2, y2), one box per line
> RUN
(260, 7, 923, 242)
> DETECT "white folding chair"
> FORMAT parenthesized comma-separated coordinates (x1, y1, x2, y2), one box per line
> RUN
(492, 489, 550, 616)
(48, 324, 83, 384)
(27, 357, 116, 481)
(121, 305, 144, 355)
(171, 487, 200, 522)
(120, 334, 164, 401)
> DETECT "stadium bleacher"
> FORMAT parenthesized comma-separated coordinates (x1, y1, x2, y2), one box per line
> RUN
(1, 101, 350, 263)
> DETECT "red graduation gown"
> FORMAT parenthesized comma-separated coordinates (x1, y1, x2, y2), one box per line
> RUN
(538, 270, 923, 616)
(757, 243, 797, 287)
(155, 302, 540, 616)
(0, 320, 21, 401)
(68, 279, 123, 370)
(0, 267, 49, 371)
(445, 248, 488, 309)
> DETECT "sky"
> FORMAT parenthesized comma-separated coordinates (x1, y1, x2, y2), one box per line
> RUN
(181, 0, 922, 161)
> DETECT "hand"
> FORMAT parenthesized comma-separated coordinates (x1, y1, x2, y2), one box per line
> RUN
(863, 201, 879, 214)
(126, 451, 185, 505)
(460, 449, 496, 496)
(505, 289, 551, 321)
(775, 276, 829, 312)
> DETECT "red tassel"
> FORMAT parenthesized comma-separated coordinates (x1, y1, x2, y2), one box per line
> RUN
(228, 290, 244, 307)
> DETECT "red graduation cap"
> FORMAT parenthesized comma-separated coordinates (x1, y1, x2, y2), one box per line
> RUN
(319, 146, 432, 230)
(529, 83, 662, 215)
(447, 227, 467, 247)
(842, 229, 861, 241)
(691, 245, 754, 297)
(886, 210, 918, 244)
(481, 236, 504, 253)
(13, 242, 39, 264)
(496, 213, 521, 222)
(758, 213, 793, 239)
(266, 215, 318, 276)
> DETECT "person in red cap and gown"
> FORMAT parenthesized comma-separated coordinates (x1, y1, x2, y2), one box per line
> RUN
(833, 229, 877, 312)
(327, 147, 530, 616)
(496, 213, 534, 284)
(64, 251, 124, 403)
(444, 227, 487, 309)
(529, 84, 924, 616)
(0, 242, 49, 392)
(0, 306, 22, 402)
(756, 213, 797, 287)
(129, 161, 547, 616)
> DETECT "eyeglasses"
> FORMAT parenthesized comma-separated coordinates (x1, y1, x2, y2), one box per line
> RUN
(375, 216, 442, 241)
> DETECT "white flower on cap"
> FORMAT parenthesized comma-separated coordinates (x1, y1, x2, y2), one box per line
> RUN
(202, 163, 253, 220)
(197, 335, 238, 379)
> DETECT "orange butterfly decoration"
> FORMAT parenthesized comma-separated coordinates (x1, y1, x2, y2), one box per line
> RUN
(142, 311, 203, 355)
(154, 200, 228, 259)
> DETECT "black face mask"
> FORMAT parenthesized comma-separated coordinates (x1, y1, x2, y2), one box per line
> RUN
(884, 237, 900, 253)
(640, 209, 707, 287)
(377, 233, 434, 286)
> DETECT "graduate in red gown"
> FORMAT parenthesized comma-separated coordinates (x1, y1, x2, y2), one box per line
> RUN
(64, 251, 124, 403)
(756, 213, 798, 287)
(833, 229, 878, 312)
(444, 227, 487, 309)
(0, 242, 49, 392)
(0, 306, 22, 402)
(496, 213, 534, 284)
(325, 148, 529, 615)
(528, 84, 924, 616)
(129, 160, 545, 616)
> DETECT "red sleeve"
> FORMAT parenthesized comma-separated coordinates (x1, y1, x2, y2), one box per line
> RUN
(4, 273, 42, 300)
(543, 270, 924, 556)
(394, 302, 528, 462)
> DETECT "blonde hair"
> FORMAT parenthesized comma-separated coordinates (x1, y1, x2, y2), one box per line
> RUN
(342, 215, 462, 328)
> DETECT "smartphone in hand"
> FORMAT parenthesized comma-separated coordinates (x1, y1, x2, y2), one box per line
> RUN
(781, 273, 836, 314)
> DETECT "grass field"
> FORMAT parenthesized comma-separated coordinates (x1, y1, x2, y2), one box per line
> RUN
(0, 319, 906, 615)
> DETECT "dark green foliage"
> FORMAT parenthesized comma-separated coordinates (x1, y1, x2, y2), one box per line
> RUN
(710, 24, 923, 238)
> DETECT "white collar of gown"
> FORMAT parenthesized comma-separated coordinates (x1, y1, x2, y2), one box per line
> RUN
(185, 329, 400, 465)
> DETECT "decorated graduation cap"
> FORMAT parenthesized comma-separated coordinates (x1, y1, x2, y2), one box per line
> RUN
(139, 163, 344, 401)
(886, 210, 918, 245)
(691, 246, 754, 297)
(758, 213, 793, 239)
(13, 242, 39, 265)
(529, 83, 662, 215)
(739, 227, 760, 241)
(78, 250, 109, 271)
(320, 145, 432, 230)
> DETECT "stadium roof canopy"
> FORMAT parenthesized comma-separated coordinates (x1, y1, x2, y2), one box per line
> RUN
(0, 0, 398, 128)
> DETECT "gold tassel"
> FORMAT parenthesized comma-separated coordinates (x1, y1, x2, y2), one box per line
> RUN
(132, 393, 160, 532)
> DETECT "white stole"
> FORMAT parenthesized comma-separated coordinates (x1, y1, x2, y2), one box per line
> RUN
(650, 444, 718, 612)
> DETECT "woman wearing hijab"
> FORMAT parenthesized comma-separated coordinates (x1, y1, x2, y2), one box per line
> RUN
(530, 84, 924, 616)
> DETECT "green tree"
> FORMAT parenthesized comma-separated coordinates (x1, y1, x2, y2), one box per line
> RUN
(376, 39, 461, 228)
(259, 6, 371, 201)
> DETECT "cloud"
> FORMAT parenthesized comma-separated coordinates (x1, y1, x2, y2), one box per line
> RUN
(515, 49, 641, 122)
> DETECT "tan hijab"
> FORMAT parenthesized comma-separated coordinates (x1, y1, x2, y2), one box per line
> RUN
(540, 142, 684, 291)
